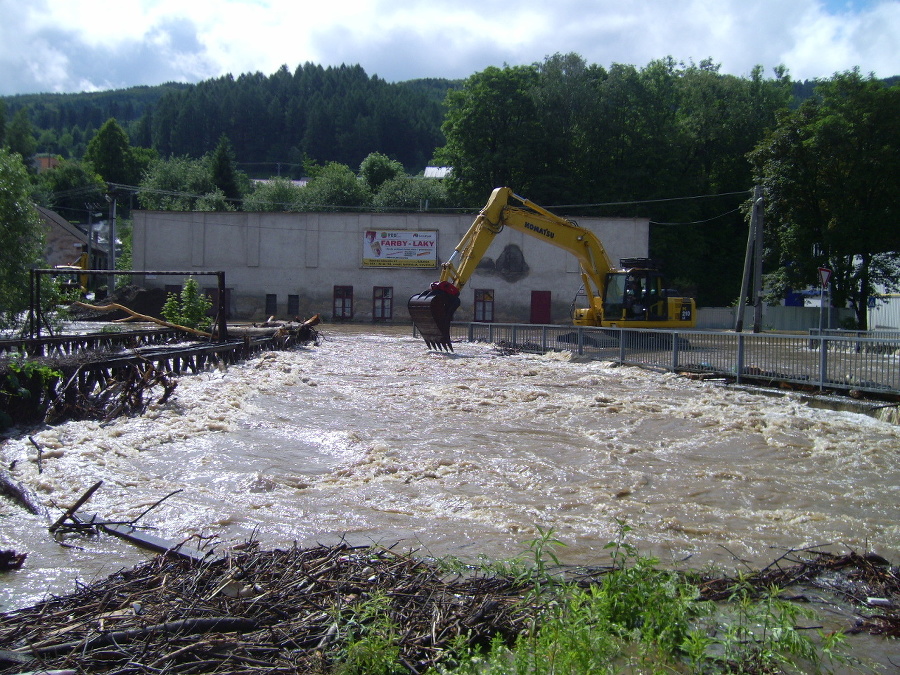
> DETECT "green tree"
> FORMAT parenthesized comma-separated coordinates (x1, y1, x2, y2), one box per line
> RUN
(210, 133, 242, 205)
(36, 159, 106, 223)
(0, 149, 45, 328)
(244, 177, 305, 211)
(437, 65, 541, 205)
(138, 155, 227, 211)
(372, 175, 450, 211)
(529, 53, 606, 205)
(85, 118, 135, 184)
(751, 70, 900, 328)
(0, 100, 6, 147)
(161, 277, 212, 331)
(653, 60, 791, 305)
(296, 162, 370, 211)
(359, 152, 405, 192)
(6, 108, 37, 161)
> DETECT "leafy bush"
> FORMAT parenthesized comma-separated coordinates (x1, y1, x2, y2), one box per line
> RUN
(161, 277, 213, 331)
(436, 522, 847, 675)
(0, 355, 62, 429)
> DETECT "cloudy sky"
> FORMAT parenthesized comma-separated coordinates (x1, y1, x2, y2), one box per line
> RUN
(1, 0, 897, 96)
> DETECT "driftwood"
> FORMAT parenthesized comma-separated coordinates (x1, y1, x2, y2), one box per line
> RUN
(73, 301, 212, 338)
(0, 549, 27, 572)
(0, 469, 48, 518)
(0, 541, 896, 673)
(44, 359, 177, 424)
(49, 481, 104, 533)
(0, 542, 529, 674)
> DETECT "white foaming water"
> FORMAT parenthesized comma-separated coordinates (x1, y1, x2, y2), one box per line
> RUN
(2, 325, 898, 612)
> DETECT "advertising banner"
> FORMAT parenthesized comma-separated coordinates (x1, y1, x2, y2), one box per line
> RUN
(363, 230, 437, 268)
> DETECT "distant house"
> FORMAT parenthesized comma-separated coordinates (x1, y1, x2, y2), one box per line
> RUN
(423, 166, 451, 179)
(32, 154, 61, 173)
(37, 206, 107, 270)
(250, 178, 309, 188)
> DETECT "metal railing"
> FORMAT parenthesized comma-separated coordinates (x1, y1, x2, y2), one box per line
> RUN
(421, 322, 900, 396)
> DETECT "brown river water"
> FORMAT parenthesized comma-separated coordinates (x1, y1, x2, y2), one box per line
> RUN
(1, 325, 899, 666)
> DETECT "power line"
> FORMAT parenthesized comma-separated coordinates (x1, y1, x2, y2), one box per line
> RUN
(650, 207, 743, 226)
(549, 189, 751, 210)
(76, 183, 752, 220)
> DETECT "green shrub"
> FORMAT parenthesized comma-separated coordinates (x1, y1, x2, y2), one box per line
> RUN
(161, 277, 212, 331)
(0, 355, 62, 429)
(435, 522, 847, 675)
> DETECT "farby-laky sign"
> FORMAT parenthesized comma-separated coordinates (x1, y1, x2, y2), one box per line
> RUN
(362, 230, 438, 268)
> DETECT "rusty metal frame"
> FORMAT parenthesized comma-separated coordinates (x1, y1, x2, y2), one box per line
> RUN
(29, 269, 228, 341)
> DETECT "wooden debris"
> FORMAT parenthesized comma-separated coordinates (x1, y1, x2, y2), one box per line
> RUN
(72, 301, 213, 338)
(44, 359, 177, 424)
(49, 481, 103, 533)
(0, 542, 529, 674)
(691, 547, 900, 637)
(75, 515, 211, 564)
(0, 541, 896, 672)
(0, 549, 27, 572)
(0, 469, 48, 518)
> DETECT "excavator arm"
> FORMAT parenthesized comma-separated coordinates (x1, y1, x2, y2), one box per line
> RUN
(409, 188, 615, 350)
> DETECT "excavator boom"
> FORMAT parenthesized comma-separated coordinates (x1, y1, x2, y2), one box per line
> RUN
(408, 187, 694, 349)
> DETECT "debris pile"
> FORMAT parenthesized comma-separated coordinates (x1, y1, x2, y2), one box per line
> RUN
(694, 548, 900, 637)
(0, 542, 528, 674)
(45, 360, 178, 424)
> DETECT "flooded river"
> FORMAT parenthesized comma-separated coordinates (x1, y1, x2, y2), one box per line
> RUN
(2, 325, 899, 617)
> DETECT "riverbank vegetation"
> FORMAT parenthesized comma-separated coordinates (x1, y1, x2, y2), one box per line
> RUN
(1, 522, 895, 674)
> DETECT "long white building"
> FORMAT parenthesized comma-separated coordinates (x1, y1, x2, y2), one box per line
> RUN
(132, 209, 649, 324)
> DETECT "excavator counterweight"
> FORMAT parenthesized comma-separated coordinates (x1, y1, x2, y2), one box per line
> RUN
(408, 283, 461, 351)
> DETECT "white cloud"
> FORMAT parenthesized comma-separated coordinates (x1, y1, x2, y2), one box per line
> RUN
(0, 0, 896, 95)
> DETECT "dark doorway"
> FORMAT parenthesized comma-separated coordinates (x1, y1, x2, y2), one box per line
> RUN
(530, 290, 551, 324)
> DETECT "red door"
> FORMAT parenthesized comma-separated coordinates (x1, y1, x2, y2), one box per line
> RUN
(530, 291, 551, 324)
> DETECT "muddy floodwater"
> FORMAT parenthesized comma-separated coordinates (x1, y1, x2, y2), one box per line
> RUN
(2, 325, 899, 615)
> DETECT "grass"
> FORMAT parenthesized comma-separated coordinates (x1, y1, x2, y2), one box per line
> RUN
(337, 521, 850, 674)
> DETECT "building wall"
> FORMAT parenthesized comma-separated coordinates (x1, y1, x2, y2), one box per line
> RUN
(869, 294, 900, 330)
(38, 207, 87, 268)
(132, 210, 649, 323)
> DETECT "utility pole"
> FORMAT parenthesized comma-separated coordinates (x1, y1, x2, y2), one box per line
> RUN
(735, 187, 763, 332)
(106, 190, 117, 295)
(751, 187, 765, 333)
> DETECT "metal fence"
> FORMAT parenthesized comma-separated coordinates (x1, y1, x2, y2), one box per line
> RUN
(425, 322, 900, 396)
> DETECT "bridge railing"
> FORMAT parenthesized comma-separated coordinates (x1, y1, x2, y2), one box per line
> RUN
(423, 323, 900, 396)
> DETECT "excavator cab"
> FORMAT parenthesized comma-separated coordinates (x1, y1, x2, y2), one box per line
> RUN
(604, 270, 665, 321)
(408, 281, 461, 351)
(602, 259, 692, 326)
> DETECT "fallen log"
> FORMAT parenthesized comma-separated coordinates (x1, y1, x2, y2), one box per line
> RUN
(72, 301, 212, 338)
(0, 469, 48, 519)
(73, 512, 212, 564)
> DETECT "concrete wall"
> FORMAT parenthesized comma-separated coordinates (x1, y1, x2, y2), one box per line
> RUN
(696, 305, 855, 331)
(133, 210, 650, 323)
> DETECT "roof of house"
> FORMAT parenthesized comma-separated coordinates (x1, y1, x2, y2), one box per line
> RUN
(37, 206, 89, 243)
(423, 166, 452, 179)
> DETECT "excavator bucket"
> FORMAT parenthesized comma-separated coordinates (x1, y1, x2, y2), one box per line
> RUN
(408, 286, 461, 351)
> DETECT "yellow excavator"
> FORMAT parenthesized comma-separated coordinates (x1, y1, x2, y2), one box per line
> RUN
(408, 187, 696, 350)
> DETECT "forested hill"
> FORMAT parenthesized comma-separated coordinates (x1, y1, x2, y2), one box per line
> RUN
(3, 83, 189, 160)
(2, 64, 462, 175)
(149, 64, 456, 174)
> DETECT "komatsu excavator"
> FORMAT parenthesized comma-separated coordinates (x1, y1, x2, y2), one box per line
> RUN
(408, 187, 695, 350)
